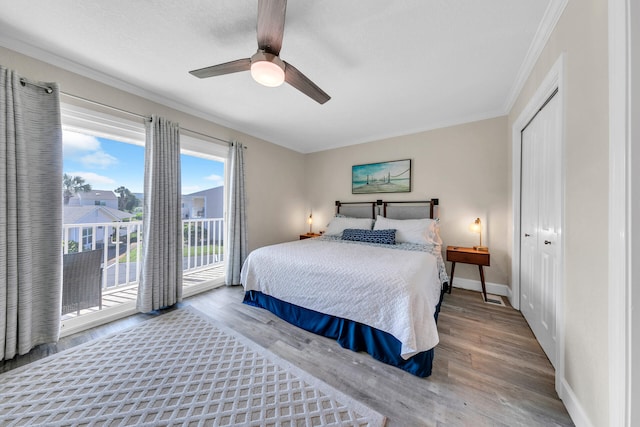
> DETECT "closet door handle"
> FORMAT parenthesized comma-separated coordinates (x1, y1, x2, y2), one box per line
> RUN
(544, 240, 552, 245)
(524, 233, 530, 237)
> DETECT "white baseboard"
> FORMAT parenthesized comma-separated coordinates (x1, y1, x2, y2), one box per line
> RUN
(450, 277, 509, 297)
(560, 378, 593, 427)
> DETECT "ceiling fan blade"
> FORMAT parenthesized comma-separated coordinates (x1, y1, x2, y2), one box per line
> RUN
(257, 0, 287, 55)
(284, 61, 331, 104)
(189, 58, 251, 79)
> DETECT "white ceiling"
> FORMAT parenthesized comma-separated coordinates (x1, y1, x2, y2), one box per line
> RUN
(0, 0, 557, 153)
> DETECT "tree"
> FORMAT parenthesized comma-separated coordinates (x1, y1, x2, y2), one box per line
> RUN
(184, 222, 208, 246)
(115, 186, 140, 212)
(63, 173, 91, 205)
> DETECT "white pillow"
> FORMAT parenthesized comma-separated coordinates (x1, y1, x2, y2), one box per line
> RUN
(325, 217, 374, 236)
(373, 215, 442, 245)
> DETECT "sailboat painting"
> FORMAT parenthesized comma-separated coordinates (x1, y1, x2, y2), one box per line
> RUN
(352, 159, 412, 194)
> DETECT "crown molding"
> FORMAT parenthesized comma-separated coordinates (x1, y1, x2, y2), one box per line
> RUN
(502, 0, 569, 114)
(0, 31, 238, 133)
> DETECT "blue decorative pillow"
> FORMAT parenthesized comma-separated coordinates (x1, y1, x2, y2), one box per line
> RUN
(341, 228, 396, 245)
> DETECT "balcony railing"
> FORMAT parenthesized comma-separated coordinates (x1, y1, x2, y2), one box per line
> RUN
(62, 217, 224, 291)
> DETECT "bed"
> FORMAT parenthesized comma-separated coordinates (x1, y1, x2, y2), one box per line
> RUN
(241, 199, 449, 377)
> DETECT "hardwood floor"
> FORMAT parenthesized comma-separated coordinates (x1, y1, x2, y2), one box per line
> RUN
(1, 287, 573, 426)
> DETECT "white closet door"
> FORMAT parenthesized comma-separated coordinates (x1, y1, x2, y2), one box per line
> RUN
(520, 93, 561, 367)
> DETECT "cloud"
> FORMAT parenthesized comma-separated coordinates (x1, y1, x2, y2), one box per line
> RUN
(63, 130, 101, 155)
(204, 174, 224, 186)
(182, 185, 202, 194)
(63, 130, 117, 169)
(80, 151, 118, 169)
(67, 171, 116, 188)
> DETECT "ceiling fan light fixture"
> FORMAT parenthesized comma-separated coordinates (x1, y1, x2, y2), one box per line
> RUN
(250, 50, 285, 87)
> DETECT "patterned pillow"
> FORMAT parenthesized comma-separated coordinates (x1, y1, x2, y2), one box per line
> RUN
(341, 228, 396, 245)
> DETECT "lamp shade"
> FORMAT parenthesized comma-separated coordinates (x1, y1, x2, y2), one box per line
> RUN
(250, 51, 285, 87)
(469, 218, 482, 233)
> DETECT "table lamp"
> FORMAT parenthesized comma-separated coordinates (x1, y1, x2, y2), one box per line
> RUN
(469, 218, 488, 251)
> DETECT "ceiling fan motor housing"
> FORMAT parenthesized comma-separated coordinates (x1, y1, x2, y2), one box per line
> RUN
(250, 50, 285, 87)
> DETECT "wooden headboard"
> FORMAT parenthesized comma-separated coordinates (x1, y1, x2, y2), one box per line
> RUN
(335, 198, 439, 219)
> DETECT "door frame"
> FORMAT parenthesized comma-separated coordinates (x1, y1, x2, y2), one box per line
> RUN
(510, 53, 566, 395)
(608, 0, 637, 425)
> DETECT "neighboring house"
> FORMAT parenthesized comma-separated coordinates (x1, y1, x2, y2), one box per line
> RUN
(63, 205, 136, 250)
(181, 186, 223, 220)
(68, 189, 118, 209)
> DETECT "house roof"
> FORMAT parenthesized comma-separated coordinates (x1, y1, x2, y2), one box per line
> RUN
(183, 186, 223, 198)
(76, 190, 117, 201)
(64, 206, 135, 224)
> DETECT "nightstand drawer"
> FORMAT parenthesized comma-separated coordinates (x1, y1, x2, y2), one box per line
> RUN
(446, 248, 490, 266)
(300, 233, 322, 240)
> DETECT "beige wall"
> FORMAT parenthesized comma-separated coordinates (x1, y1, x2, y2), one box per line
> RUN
(0, 46, 306, 252)
(305, 116, 510, 286)
(242, 139, 307, 250)
(507, 1, 609, 425)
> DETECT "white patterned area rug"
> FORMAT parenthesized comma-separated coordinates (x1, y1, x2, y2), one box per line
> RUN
(0, 307, 386, 427)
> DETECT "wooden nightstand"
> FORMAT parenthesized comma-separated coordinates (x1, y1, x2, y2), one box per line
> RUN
(446, 246, 490, 302)
(300, 233, 322, 240)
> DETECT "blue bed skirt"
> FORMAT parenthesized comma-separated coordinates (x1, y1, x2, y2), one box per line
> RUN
(243, 288, 446, 377)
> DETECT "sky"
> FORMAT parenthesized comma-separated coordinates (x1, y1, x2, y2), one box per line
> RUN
(63, 130, 225, 195)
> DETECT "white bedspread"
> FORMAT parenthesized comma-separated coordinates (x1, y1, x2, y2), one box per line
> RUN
(240, 238, 443, 358)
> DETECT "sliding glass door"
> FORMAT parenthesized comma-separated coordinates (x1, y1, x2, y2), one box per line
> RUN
(59, 104, 227, 335)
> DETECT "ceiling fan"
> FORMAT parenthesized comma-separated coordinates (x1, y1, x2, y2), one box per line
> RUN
(189, 0, 331, 104)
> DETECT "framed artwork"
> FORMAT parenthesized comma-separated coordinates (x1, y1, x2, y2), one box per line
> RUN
(352, 159, 412, 194)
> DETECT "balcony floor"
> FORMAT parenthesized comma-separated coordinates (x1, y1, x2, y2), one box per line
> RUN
(62, 263, 225, 319)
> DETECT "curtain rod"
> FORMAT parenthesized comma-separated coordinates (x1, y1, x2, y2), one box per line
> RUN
(19, 77, 53, 94)
(19, 78, 236, 147)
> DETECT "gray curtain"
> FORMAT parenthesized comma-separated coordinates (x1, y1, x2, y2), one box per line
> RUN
(0, 67, 63, 360)
(137, 115, 182, 312)
(225, 142, 247, 286)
